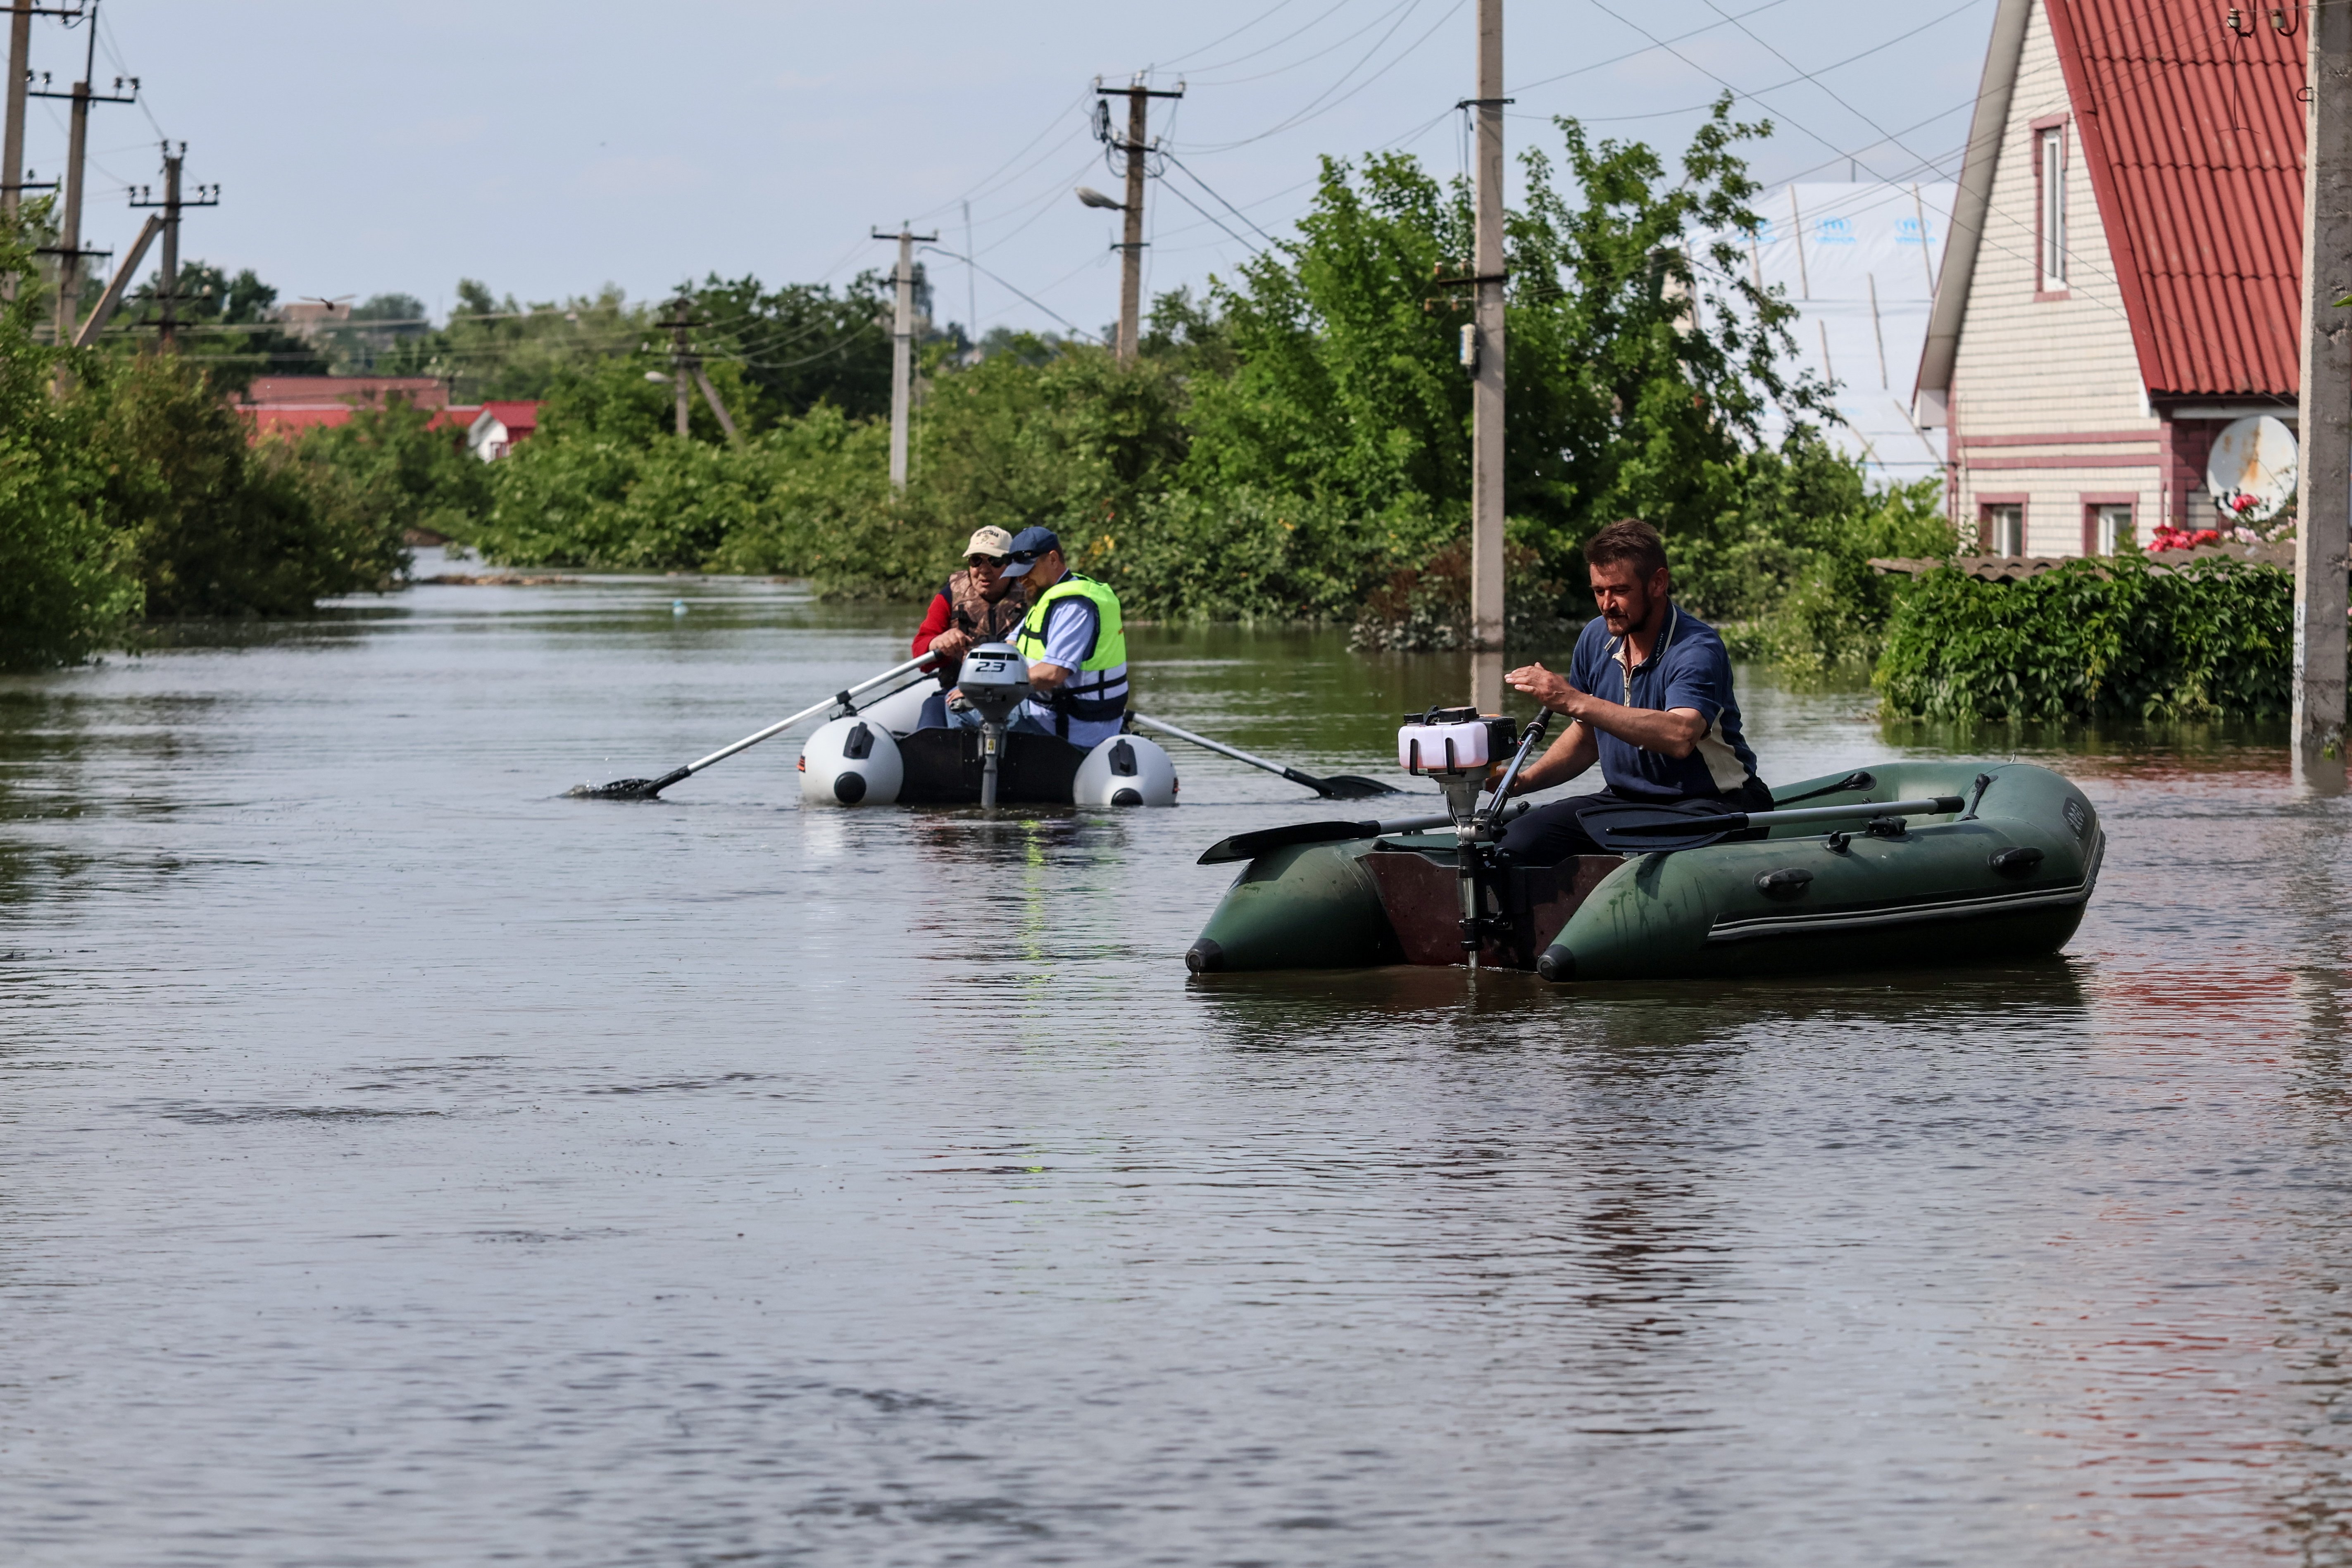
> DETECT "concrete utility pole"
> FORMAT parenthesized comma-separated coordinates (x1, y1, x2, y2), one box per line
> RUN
(51, 73, 86, 345)
(1468, 0, 1509, 711)
(660, 296, 695, 437)
(31, 6, 133, 361)
(1094, 78, 1183, 364)
(129, 143, 215, 350)
(871, 224, 936, 491)
(3, 4, 30, 221)
(2297, 0, 2352, 782)
(1, 2, 79, 223)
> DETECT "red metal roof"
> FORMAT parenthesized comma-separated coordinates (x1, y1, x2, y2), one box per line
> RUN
(2047, 0, 2304, 397)
(476, 399, 540, 434)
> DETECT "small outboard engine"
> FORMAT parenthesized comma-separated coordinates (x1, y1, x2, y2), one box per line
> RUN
(947, 641, 1031, 808)
(951, 642, 1032, 727)
(1072, 732, 1178, 807)
(1398, 705, 1517, 821)
(800, 714, 903, 806)
(1397, 703, 1550, 968)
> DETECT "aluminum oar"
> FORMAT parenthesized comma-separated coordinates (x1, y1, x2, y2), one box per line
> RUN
(1130, 713, 1399, 800)
(1197, 801, 1528, 866)
(569, 653, 938, 800)
(1581, 794, 1969, 854)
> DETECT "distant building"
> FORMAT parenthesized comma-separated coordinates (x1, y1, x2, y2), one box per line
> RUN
(274, 301, 352, 341)
(466, 401, 540, 461)
(233, 377, 538, 448)
(1914, 0, 2300, 554)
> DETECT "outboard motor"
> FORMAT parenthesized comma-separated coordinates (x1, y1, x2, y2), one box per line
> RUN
(800, 714, 904, 806)
(948, 641, 1030, 809)
(1073, 733, 1178, 807)
(1397, 704, 1550, 968)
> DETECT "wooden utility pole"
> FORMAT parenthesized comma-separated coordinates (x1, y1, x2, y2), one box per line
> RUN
(871, 224, 936, 490)
(1094, 78, 1183, 364)
(2298, 0, 2352, 780)
(1468, 0, 1508, 710)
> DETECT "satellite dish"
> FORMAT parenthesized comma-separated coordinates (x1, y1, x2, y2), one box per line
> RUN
(2205, 414, 2297, 523)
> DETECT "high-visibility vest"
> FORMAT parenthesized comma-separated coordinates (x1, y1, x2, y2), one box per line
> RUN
(1015, 572, 1129, 733)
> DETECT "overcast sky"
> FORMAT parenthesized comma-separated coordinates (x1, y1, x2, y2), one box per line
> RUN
(33, 0, 1995, 335)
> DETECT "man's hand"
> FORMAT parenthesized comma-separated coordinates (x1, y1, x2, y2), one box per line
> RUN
(927, 628, 974, 661)
(1507, 661, 1592, 721)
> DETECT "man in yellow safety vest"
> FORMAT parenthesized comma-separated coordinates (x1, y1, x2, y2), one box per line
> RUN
(999, 525, 1129, 748)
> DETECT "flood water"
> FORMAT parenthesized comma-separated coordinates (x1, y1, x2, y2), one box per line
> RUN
(4, 560, 2350, 1566)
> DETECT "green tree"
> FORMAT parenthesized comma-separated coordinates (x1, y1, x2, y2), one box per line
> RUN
(0, 205, 140, 669)
(92, 354, 405, 617)
(110, 261, 330, 392)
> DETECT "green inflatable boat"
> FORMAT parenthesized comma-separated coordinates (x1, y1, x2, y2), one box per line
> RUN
(1183, 760, 2103, 982)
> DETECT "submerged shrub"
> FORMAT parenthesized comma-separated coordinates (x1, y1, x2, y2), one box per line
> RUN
(1875, 555, 2291, 722)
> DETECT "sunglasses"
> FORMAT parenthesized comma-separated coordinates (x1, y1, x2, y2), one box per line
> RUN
(1005, 549, 1044, 564)
(967, 554, 1007, 568)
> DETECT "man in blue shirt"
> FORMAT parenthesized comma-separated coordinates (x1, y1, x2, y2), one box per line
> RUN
(1489, 517, 1771, 863)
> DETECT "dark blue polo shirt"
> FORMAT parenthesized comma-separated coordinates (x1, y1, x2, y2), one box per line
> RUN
(1566, 604, 1760, 801)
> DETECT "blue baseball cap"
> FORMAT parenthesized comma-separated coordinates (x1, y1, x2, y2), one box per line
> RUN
(998, 526, 1063, 579)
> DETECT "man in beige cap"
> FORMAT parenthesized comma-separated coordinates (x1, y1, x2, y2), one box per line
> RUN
(911, 526, 1028, 730)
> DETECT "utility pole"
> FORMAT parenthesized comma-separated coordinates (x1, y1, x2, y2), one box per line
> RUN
(871, 224, 936, 491)
(30, 5, 133, 360)
(1468, 0, 1509, 711)
(128, 143, 217, 350)
(660, 295, 694, 437)
(2, 2, 78, 223)
(2299, 0, 2352, 783)
(1093, 77, 1183, 364)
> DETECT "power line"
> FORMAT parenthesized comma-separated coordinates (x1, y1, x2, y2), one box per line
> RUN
(922, 244, 1100, 341)
(1193, 0, 1421, 87)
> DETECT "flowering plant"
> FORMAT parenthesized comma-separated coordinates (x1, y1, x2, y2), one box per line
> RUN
(2149, 525, 2221, 552)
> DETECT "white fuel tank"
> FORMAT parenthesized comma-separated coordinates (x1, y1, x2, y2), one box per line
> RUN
(1072, 732, 1178, 807)
(799, 714, 904, 806)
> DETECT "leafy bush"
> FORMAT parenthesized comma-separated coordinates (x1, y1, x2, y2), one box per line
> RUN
(0, 240, 139, 667)
(1876, 555, 2291, 721)
(1673, 432, 1957, 669)
(290, 394, 491, 546)
(91, 355, 407, 618)
(474, 404, 888, 574)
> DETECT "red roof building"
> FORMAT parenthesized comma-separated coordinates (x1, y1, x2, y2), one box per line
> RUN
(465, 400, 540, 460)
(1915, 0, 2303, 554)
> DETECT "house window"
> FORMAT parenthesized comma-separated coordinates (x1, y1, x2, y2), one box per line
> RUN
(1983, 503, 2024, 556)
(2083, 502, 2131, 555)
(2037, 126, 2067, 292)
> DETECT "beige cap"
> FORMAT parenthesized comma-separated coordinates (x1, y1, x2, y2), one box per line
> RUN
(964, 526, 1013, 560)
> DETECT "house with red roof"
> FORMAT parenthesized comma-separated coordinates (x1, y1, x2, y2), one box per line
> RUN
(233, 375, 540, 459)
(465, 400, 540, 461)
(1915, 0, 2303, 555)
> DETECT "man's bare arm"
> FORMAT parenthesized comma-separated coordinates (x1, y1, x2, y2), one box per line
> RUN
(1028, 662, 1072, 693)
(1507, 662, 1706, 758)
(1499, 721, 1599, 794)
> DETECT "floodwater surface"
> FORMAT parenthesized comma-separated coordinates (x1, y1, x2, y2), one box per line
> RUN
(2, 562, 2349, 1566)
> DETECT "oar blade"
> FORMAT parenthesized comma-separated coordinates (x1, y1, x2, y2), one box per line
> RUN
(1311, 773, 1401, 800)
(567, 765, 690, 801)
(1198, 818, 1382, 866)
